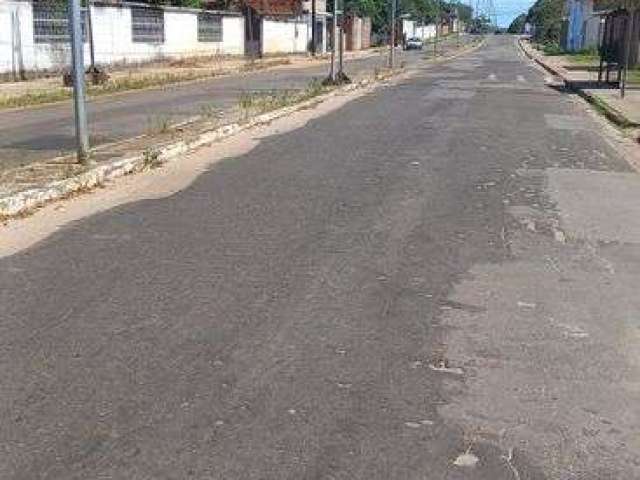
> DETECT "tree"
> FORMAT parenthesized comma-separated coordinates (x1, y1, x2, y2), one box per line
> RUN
(469, 15, 492, 33)
(508, 13, 527, 33)
(525, 0, 563, 44)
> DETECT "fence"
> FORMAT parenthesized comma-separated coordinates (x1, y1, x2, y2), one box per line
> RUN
(0, 0, 245, 77)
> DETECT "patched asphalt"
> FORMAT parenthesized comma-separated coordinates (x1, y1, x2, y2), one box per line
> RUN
(1, 36, 638, 479)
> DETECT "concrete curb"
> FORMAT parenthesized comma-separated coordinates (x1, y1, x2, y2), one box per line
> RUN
(0, 78, 377, 218)
(517, 38, 639, 129)
(0, 40, 483, 220)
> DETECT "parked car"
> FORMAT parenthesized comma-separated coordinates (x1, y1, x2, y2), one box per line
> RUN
(405, 37, 424, 50)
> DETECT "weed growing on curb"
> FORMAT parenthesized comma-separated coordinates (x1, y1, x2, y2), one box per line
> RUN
(142, 148, 162, 169)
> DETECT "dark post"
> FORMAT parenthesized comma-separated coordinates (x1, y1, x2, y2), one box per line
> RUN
(87, 0, 96, 70)
(622, 9, 633, 98)
(311, 0, 317, 55)
(339, 26, 344, 73)
(389, 0, 396, 68)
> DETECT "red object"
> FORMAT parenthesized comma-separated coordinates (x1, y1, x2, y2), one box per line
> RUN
(244, 0, 301, 16)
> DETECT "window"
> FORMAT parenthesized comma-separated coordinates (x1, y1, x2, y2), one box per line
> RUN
(198, 13, 223, 43)
(131, 7, 165, 44)
(33, 2, 86, 44)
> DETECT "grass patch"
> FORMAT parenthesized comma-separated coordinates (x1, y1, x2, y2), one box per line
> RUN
(0, 58, 295, 111)
(628, 68, 640, 85)
(540, 42, 564, 55)
(146, 115, 172, 135)
(565, 48, 600, 65)
(0, 89, 71, 109)
(237, 79, 329, 119)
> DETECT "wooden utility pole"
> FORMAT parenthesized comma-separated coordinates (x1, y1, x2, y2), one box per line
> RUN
(86, 0, 96, 70)
(339, 25, 344, 74)
(622, 8, 634, 98)
(311, 0, 317, 55)
(389, 0, 396, 68)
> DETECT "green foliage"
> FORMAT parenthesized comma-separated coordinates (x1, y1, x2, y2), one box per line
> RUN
(344, 0, 474, 34)
(541, 42, 563, 55)
(507, 13, 527, 33)
(526, 0, 564, 44)
(468, 15, 493, 33)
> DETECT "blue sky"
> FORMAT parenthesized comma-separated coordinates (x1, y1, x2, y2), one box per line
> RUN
(492, 0, 536, 27)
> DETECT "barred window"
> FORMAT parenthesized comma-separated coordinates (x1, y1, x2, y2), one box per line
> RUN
(198, 13, 223, 43)
(33, 2, 86, 44)
(131, 7, 165, 44)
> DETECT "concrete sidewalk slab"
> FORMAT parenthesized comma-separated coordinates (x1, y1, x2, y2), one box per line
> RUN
(518, 39, 640, 128)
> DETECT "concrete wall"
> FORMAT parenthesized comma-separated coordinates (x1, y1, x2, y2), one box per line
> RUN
(301, 0, 327, 14)
(416, 24, 437, 40)
(0, 1, 244, 75)
(262, 18, 308, 54)
(402, 19, 417, 38)
(345, 16, 362, 51)
(361, 17, 371, 49)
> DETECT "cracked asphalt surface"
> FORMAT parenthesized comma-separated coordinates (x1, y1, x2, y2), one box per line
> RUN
(2, 36, 640, 479)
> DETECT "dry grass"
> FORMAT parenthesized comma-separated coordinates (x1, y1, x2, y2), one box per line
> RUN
(0, 58, 294, 111)
(237, 79, 327, 118)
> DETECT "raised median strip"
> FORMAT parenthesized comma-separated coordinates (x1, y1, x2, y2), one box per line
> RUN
(0, 38, 484, 221)
(0, 75, 389, 219)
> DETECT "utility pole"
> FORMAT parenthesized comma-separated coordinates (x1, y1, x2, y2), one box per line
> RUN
(621, 8, 634, 98)
(456, 9, 460, 47)
(311, 0, 316, 55)
(433, 14, 438, 57)
(68, 0, 90, 163)
(389, 0, 396, 68)
(330, 0, 337, 80)
(339, 24, 344, 75)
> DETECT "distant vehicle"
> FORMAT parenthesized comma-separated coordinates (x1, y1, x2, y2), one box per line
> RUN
(405, 37, 424, 50)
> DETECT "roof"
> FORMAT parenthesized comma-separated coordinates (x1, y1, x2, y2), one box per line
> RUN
(245, 0, 302, 15)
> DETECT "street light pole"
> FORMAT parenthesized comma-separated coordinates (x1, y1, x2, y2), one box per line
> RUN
(68, 0, 90, 163)
(389, 0, 396, 68)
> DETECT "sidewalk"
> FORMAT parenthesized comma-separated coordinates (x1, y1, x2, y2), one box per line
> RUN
(519, 39, 640, 129)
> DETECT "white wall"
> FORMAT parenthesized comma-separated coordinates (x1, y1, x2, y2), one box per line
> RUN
(402, 19, 416, 38)
(416, 24, 436, 40)
(0, 1, 71, 75)
(262, 18, 308, 55)
(0, 1, 245, 75)
(0, 3, 17, 75)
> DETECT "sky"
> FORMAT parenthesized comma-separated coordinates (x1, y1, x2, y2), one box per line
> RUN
(491, 0, 536, 27)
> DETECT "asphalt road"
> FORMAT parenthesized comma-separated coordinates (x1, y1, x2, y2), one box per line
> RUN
(0, 37, 469, 170)
(2, 36, 640, 479)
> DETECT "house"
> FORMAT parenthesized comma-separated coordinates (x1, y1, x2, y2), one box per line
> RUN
(0, 0, 245, 76)
(244, 0, 337, 56)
